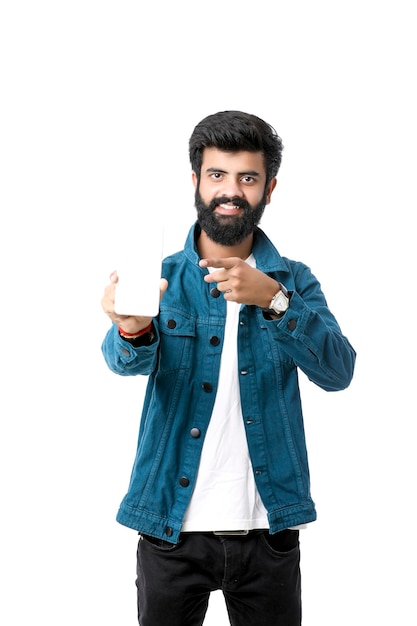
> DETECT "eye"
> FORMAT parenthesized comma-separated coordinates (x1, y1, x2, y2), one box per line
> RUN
(241, 175, 255, 184)
(210, 172, 223, 180)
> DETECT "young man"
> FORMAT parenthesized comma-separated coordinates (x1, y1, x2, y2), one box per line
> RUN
(101, 111, 356, 625)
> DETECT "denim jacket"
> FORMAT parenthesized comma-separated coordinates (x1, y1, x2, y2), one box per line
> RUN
(101, 223, 356, 543)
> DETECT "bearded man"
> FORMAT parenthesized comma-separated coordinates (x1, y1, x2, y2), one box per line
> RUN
(101, 110, 356, 626)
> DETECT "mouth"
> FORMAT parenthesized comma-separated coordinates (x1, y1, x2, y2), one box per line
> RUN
(215, 202, 242, 216)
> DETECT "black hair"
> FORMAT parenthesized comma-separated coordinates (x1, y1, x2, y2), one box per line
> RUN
(189, 110, 283, 182)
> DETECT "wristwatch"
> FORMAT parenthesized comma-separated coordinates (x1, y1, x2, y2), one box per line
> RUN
(267, 283, 290, 315)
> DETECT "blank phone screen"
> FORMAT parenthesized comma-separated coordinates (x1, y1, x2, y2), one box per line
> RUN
(114, 228, 164, 317)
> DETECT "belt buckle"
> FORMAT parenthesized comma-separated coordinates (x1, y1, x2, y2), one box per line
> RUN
(213, 530, 249, 536)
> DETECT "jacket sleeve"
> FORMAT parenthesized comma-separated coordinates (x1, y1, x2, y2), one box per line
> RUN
(101, 322, 160, 376)
(272, 263, 356, 391)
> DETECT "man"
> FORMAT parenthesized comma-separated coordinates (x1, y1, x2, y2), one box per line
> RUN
(101, 110, 356, 625)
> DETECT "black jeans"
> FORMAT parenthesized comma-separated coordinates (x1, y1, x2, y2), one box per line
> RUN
(136, 529, 301, 625)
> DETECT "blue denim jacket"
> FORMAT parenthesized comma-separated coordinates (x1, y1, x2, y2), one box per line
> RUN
(102, 224, 356, 543)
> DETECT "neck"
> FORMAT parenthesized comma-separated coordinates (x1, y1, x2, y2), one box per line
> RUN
(197, 228, 254, 260)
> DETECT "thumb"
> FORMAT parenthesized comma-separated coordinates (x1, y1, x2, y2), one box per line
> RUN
(160, 278, 168, 301)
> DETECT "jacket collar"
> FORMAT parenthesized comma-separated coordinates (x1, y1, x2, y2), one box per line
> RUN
(183, 222, 289, 274)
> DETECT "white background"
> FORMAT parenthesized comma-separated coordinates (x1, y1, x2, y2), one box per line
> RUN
(1, 1, 416, 624)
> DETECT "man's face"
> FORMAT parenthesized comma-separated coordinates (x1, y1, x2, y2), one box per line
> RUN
(192, 147, 276, 246)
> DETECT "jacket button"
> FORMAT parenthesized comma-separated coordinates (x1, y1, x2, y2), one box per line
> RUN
(210, 287, 221, 298)
(210, 336, 220, 346)
(165, 526, 173, 537)
(167, 319, 177, 329)
(287, 319, 297, 331)
(121, 348, 130, 356)
(179, 476, 190, 487)
(190, 428, 201, 438)
(202, 382, 213, 392)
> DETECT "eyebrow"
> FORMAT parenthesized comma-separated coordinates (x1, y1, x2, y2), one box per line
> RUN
(205, 167, 261, 177)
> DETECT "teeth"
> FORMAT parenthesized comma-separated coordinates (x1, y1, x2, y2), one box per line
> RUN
(219, 204, 239, 210)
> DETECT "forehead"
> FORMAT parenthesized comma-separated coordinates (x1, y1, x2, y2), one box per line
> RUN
(201, 147, 266, 177)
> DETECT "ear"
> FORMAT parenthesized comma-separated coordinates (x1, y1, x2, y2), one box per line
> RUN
(192, 171, 198, 190)
(265, 178, 277, 204)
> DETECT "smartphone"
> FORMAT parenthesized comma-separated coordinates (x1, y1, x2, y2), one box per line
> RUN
(114, 229, 164, 318)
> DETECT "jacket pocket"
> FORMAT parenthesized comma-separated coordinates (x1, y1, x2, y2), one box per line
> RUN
(157, 310, 197, 372)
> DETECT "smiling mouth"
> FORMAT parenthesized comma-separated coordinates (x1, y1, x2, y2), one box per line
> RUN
(215, 202, 242, 215)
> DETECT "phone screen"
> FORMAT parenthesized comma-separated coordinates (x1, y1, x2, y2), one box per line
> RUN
(114, 228, 164, 317)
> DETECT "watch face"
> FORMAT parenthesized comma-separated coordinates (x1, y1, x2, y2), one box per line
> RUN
(272, 291, 289, 312)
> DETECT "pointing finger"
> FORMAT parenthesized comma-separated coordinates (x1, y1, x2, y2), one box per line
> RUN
(199, 257, 240, 269)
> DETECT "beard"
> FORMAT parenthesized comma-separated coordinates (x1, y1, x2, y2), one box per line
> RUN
(194, 188, 267, 246)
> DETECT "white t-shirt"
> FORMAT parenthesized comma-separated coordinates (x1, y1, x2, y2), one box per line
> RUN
(182, 255, 269, 532)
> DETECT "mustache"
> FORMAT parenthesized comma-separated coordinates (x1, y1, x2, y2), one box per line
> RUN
(208, 196, 250, 211)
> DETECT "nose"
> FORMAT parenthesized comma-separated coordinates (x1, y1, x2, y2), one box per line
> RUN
(222, 176, 244, 198)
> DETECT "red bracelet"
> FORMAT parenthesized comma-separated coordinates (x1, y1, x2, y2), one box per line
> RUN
(118, 322, 153, 338)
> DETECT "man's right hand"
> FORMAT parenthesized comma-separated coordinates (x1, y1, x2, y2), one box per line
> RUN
(101, 271, 168, 334)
